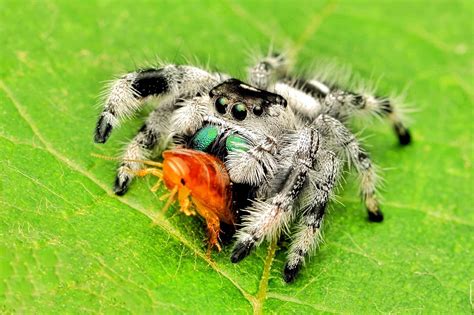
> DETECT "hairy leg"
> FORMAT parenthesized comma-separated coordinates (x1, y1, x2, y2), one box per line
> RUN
(248, 52, 289, 90)
(113, 104, 174, 195)
(94, 65, 224, 143)
(283, 151, 340, 283)
(322, 88, 411, 145)
(231, 128, 319, 262)
(273, 69, 411, 145)
(314, 114, 383, 222)
(225, 134, 279, 186)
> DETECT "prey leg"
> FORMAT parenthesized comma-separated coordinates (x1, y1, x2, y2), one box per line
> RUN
(193, 199, 222, 254)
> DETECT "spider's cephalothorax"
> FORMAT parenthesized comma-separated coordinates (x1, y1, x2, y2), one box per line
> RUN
(94, 52, 411, 283)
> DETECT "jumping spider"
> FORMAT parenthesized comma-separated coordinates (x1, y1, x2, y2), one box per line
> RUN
(94, 52, 411, 283)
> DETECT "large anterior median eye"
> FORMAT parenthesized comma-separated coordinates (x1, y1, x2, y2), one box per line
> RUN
(231, 103, 247, 121)
(215, 97, 228, 114)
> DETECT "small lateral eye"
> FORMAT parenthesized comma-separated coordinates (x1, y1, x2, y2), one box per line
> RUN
(253, 105, 263, 116)
(231, 103, 247, 121)
(215, 97, 228, 114)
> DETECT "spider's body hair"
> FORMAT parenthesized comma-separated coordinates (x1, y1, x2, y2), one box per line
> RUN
(274, 82, 324, 120)
(94, 49, 411, 282)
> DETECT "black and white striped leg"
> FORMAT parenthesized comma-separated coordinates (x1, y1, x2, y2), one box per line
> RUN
(315, 115, 383, 222)
(231, 128, 319, 263)
(94, 65, 222, 143)
(285, 77, 331, 99)
(248, 52, 288, 90)
(284, 151, 339, 283)
(284, 211, 326, 283)
(273, 81, 326, 121)
(114, 105, 174, 195)
(382, 102, 411, 145)
(322, 89, 411, 145)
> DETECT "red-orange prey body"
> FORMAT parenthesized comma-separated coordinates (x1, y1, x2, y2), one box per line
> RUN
(147, 148, 234, 253)
(162, 149, 233, 222)
(93, 148, 234, 253)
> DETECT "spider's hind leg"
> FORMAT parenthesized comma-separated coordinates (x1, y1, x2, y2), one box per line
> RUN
(322, 88, 411, 145)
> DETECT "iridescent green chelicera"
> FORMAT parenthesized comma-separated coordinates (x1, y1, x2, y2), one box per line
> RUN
(192, 125, 219, 151)
(226, 133, 248, 152)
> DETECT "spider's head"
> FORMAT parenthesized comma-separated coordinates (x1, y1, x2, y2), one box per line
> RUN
(209, 79, 287, 124)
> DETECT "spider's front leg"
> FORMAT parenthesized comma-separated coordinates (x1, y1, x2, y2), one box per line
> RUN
(284, 150, 340, 283)
(231, 128, 319, 263)
(94, 64, 225, 194)
(113, 103, 173, 195)
(114, 95, 213, 195)
(94, 65, 221, 143)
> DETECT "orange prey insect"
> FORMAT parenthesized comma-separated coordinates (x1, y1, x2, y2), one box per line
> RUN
(95, 148, 234, 254)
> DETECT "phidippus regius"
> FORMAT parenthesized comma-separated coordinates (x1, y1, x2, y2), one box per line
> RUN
(94, 51, 411, 283)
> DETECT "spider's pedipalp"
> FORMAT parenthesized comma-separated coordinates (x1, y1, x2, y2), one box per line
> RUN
(225, 135, 278, 186)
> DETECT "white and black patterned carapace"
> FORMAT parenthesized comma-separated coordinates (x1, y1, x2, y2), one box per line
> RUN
(94, 50, 411, 283)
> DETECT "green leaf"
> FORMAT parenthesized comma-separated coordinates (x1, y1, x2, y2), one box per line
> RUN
(1, 0, 472, 313)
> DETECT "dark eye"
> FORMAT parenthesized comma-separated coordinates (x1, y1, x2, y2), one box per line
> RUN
(215, 97, 228, 114)
(231, 103, 247, 121)
(253, 105, 263, 116)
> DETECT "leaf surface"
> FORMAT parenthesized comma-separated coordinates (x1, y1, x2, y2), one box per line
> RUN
(1, 0, 472, 313)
